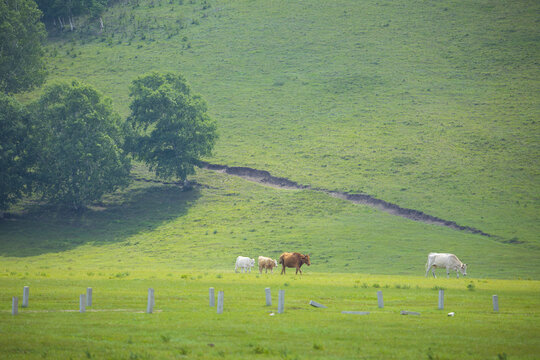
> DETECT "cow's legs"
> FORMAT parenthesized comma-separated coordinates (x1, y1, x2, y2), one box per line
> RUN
(235, 265, 238, 273)
(432, 268, 436, 278)
(281, 265, 285, 275)
(426, 260, 434, 277)
(456, 270, 460, 279)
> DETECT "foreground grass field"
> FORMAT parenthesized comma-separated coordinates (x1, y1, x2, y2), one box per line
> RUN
(1, 272, 539, 359)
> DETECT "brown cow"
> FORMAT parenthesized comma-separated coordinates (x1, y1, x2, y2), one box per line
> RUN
(279, 252, 311, 275)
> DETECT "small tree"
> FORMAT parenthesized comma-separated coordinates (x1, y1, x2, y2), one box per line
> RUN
(0, 0, 47, 93)
(0, 94, 32, 211)
(126, 72, 217, 181)
(31, 80, 131, 210)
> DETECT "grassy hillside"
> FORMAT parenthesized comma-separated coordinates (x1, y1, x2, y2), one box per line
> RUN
(4, 0, 539, 275)
(1, 168, 538, 279)
(39, 0, 539, 247)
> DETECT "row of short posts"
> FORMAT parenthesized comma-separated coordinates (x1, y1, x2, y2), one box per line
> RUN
(10, 286, 501, 314)
(375, 289, 499, 312)
(209, 287, 285, 314)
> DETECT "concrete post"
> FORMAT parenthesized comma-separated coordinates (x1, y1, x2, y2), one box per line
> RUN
(22, 286, 29, 308)
(377, 290, 384, 308)
(265, 287, 272, 306)
(79, 294, 86, 313)
(86, 288, 92, 307)
(217, 291, 224, 314)
(278, 290, 284, 314)
(146, 288, 154, 314)
(438, 289, 444, 310)
(493, 295, 499, 312)
(12, 297, 18, 315)
(209, 287, 215, 307)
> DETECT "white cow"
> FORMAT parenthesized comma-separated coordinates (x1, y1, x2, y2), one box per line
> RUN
(235, 256, 255, 273)
(425, 253, 467, 278)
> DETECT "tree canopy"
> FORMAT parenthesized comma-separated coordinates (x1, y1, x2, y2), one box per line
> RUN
(126, 72, 218, 181)
(0, 0, 47, 94)
(30, 80, 131, 210)
(0, 93, 33, 211)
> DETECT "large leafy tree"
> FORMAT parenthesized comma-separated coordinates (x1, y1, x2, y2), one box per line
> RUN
(126, 72, 218, 181)
(31, 80, 131, 210)
(0, 0, 47, 94)
(0, 93, 33, 211)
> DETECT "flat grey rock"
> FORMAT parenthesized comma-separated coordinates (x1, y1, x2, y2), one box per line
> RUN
(309, 300, 327, 308)
(400, 311, 420, 316)
(341, 311, 370, 315)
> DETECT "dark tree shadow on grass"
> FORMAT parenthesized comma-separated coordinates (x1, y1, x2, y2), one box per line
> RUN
(0, 184, 200, 257)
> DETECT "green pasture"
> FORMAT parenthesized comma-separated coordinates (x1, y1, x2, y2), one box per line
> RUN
(2, 0, 539, 358)
(1, 168, 538, 279)
(1, 273, 539, 359)
(38, 0, 540, 246)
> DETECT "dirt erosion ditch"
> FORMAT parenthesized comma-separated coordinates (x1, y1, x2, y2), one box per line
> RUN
(199, 161, 493, 237)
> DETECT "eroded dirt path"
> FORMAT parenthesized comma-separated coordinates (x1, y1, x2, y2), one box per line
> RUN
(199, 161, 493, 237)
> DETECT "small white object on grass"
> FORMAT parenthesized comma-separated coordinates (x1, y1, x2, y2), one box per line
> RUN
(448, 312, 455, 317)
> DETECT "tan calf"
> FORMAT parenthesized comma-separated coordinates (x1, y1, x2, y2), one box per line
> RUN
(258, 256, 278, 274)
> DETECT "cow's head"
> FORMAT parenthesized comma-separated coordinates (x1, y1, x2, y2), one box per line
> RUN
(249, 258, 255, 267)
(273, 259, 278, 267)
(460, 263, 467, 276)
(302, 254, 311, 266)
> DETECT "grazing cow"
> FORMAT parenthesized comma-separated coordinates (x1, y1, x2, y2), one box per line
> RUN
(425, 253, 467, 278)
(235, 256, 255, 273)
(279, 252, 311, 275)
(258, 256, 279, 274)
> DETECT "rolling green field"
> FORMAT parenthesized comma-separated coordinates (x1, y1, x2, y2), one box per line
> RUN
(2, 0, 540, 358)
(39, 0, 539, 245)
(1, 168, 538, 278)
